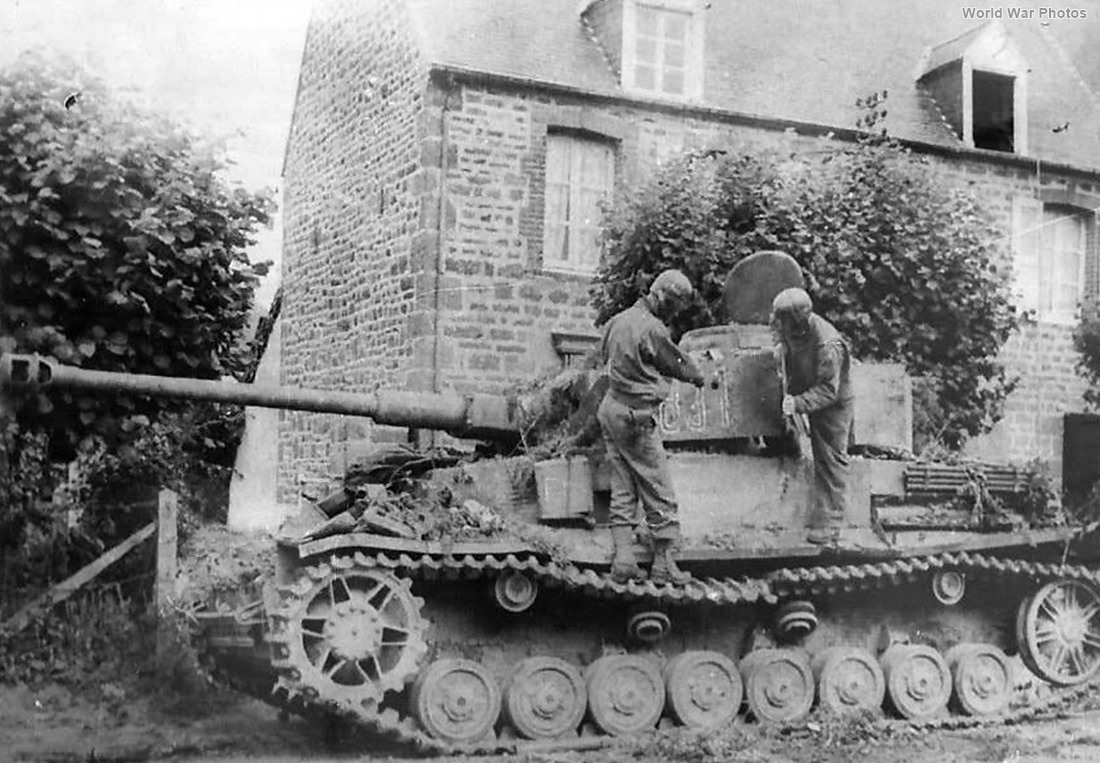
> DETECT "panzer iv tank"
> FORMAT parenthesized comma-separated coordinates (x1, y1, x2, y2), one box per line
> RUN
(5, 252, 1100, 755)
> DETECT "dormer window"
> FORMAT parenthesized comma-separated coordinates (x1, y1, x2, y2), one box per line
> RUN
(622, 0, 704, 100)
(919, 22, 1028, 155)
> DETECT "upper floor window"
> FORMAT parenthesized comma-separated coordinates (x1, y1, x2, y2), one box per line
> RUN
(1013, 197, 1089, 324)
(622, 0, 704, 100)
(972, 71, 1016, 152)
(543, 132, 615, 274)
(918, 23, 1028, 155)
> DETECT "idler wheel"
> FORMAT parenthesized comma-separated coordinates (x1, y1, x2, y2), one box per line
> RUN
(812, 646, 885, 716)
(493, 572, 538, 613)
(412, 658, 501, 744)
(880, 643, 951, 720)
(627, 610, 671, 643)
(1016, 579, 1100, 686)
(773, 601, 818, 642)
(946, 643, 1011, 716)
(504, 657, 586, 740)
(739, 648, 814, 723)
(585, 654, 664, 736)
(663, 650, 742, 730)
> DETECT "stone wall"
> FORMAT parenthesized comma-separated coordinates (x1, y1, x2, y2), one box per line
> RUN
(429, 76, 1100, 479)
(278, 0, 435, 501)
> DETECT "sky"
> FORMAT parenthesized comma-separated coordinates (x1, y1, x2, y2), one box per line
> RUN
(0, 0, 313, 310)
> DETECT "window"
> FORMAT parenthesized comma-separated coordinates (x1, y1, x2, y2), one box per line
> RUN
(1013, 198, 1088, 323)
(972, 71, 1015, 152)
(918, 25, 1028, 155)
(622, 0, 704, 100)
(543, 133, 614, 273)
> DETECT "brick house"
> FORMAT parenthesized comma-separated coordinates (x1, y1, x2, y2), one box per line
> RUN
(273, 0, 1100, 505)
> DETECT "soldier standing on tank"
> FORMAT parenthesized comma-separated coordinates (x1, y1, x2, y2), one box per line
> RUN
(597, 269, 705, 584)
(771, 287, 854, 545)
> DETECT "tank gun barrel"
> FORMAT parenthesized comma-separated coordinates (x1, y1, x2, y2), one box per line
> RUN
(0, 354, 520, 440)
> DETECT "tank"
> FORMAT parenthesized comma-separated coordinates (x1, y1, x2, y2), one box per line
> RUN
(6, 252, 1100, 755)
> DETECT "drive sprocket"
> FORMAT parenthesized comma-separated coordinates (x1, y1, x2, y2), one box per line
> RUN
(268, 557, 428, 709)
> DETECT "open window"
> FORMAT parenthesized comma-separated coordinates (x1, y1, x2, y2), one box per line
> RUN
(972, 71, 1015, 152)
(919, 22, 1028, 155)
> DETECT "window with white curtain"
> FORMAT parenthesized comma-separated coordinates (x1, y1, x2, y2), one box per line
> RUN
(543, 133, 615, 274)
(1013, 198, 1088, 323)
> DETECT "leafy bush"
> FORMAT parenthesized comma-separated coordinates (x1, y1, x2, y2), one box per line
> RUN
(0, 50, 270, 622)
(0, 50, 274, 454)
(592, 96, 1019, 451)
(1074, 311, 1100, 409)
(0, 586, 147, 688)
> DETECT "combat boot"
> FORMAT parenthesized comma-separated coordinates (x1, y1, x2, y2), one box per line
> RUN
(650, 538, 691, 585)
(609, 525, 645, 583)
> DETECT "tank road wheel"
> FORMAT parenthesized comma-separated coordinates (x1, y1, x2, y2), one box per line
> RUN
(880, 644, 951, 720)
(739, 648, 814, 723)
(278, 565, 427, 706)
(1017, 579, 1100, 686)
(585, 654, 665, 736)
(946, 644, 1012, 716)
(504, 657, 586, 740)
(663, 651, 742, 730)
(412, 659, 502, 745)
(812, 647, 885, 716)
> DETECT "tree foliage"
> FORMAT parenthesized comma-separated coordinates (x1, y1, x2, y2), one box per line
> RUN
(0, 51, 275, 452)
(591, 96, 1020, 451)
(1074, 312, 1100, 409)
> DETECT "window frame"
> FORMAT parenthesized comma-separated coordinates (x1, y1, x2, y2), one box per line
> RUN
(1012, 196, 1090, 325)
(963, 62, 1028, 155)
(621, 0, 705, 101)
(541, 131, 616, 276)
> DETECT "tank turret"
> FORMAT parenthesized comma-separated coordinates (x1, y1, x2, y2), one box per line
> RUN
(0, 353, 521, 441)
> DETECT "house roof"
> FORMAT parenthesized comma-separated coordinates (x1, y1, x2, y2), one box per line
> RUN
(922, 23, 998, 75)
(406, 0, 619, 94)
(403, 0, 1100, 169)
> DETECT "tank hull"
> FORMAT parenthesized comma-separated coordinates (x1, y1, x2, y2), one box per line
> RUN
(196, 529, 1100, 754)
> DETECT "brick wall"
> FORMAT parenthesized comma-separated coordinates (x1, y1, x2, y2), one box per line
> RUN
(278, 0, 436, 501)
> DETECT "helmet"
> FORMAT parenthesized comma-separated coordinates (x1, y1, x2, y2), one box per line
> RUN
(771, 287, 813, 318)
(649, 269, 694, 302)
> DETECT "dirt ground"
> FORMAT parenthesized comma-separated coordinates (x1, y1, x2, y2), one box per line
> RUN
(6, 682, 1100, 763)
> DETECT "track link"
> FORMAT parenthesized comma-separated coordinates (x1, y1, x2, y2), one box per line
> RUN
(210, 548, 1100, 754)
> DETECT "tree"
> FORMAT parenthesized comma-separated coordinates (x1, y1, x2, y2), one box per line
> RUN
(1073, 313, 1100, 409)
(591, 96, 1020, 452)
(0, 51, 275, 453)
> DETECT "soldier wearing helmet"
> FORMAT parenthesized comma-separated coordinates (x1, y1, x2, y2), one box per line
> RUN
(597, 269, 705, 584)
(771, 287, 854, 545)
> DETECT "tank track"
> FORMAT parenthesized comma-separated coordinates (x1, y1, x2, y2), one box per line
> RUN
(230, 549, 1100, 755)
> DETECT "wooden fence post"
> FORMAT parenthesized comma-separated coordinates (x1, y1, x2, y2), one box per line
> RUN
(155, 488, 179, 664)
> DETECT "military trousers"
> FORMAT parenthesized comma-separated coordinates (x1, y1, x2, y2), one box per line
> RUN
(807, 397, 854, 529)
(596, 394, 680, 541)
